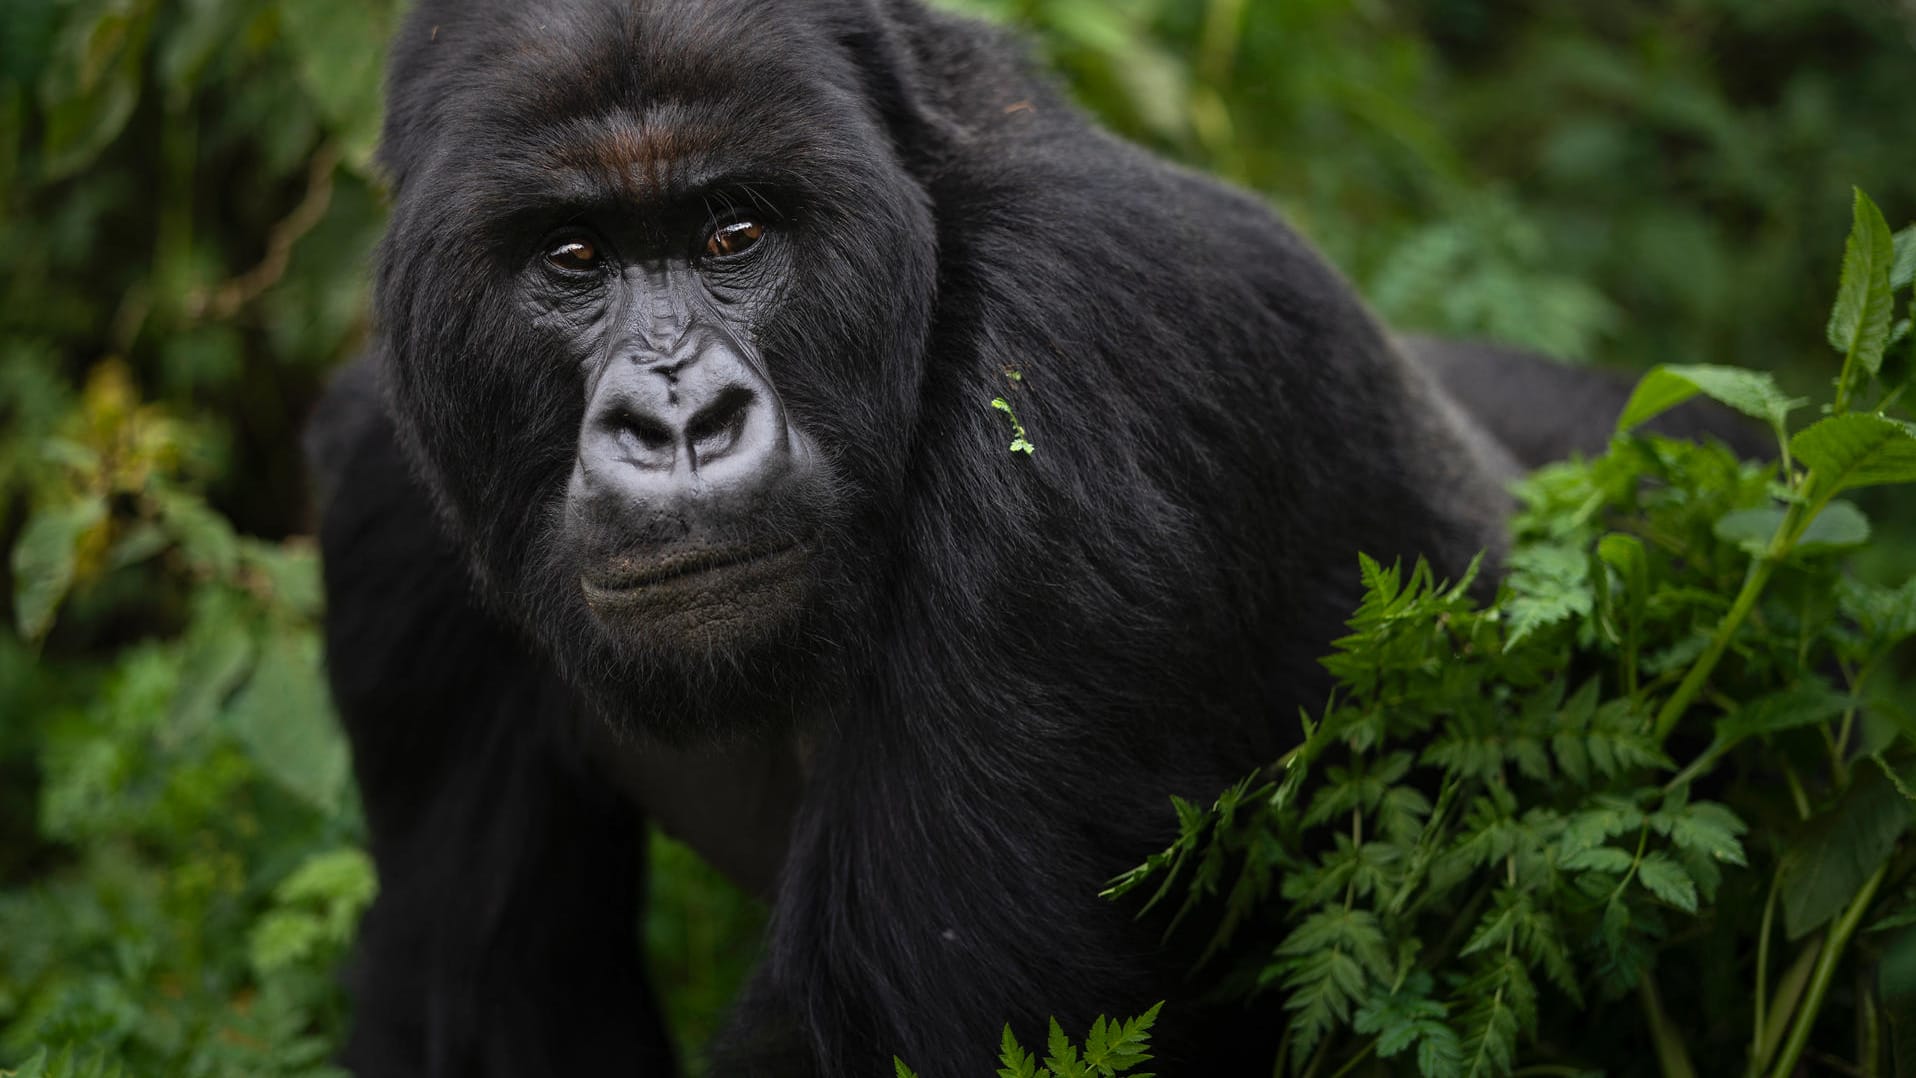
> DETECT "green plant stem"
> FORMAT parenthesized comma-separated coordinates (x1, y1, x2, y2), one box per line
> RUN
(1752, 878, 1779, 1067)
(1756, 936, 1823, 1073)
(1323, 1039, 1376, 1078)
(1653, 481, 1843, 743)
(1653, 553, 1776, 742)
(1859, 967, 1881, 1076)
(1640, 975, 1699, 1078)
(1767, 861, 1890, 1078)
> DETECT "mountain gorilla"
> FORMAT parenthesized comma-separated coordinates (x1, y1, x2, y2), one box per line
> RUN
(308, 0, 1665, 1074)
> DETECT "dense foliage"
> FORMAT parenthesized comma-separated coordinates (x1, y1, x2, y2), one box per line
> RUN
(2, 0, 1912, 1074)
(1111, 194, 1916, 1074)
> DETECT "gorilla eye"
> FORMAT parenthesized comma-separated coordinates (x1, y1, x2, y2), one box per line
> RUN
(705, 219, 765, 260)
(544, 235, 602, 273)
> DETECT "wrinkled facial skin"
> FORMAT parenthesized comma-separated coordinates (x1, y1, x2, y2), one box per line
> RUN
(371, 1, 939, 739)
(538, 217, 827, 654)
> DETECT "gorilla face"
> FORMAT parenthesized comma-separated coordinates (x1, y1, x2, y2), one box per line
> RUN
(539, 200, 825, 652)
(370, 0, 939, 735)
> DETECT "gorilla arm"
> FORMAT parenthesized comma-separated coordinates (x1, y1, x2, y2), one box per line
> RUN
(309, 360, 678, 1076)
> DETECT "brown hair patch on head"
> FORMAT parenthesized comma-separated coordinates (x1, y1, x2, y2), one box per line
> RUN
(558, 108, 714, 204)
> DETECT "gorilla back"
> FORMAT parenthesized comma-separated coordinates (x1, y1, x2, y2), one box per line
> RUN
(312, 0, 1518, 1073)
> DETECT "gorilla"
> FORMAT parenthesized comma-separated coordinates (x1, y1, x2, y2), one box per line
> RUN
(306, 0, 1721, 1073)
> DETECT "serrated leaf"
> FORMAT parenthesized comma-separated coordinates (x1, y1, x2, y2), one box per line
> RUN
(224, 632, 347, 812)
(1637, 853, 1698, 913)
(1838, 576, 1916, 642)
(1659, 800, 1749, 867)
(1615, 364, 1801, 434)
(998, 1025, 1039, 1078)
(11, 496, 107, 640)
(1502, 543, 1591, 645)
(1779, 767, 1912, 938)
(1793, 414, 1916, 498)
(1715, 679, 1852, 746)
(1561, 846, 1635, 873)
(1828, 188, 1897, 377)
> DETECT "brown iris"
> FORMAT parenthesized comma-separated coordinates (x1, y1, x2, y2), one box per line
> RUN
(706, 219, 764, 259)
(545, 236, 600, 272)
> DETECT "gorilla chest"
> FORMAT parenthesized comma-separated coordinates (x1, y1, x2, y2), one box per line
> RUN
(595, 727, 809, 900)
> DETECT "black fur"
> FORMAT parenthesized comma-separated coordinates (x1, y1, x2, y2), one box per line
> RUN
(308, 1, 1680, 1074)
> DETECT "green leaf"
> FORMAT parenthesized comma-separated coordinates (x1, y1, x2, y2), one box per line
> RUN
(1715, 679, 1852, 746)
(275, 0, 391, 170)
(40, 8, 150, 180)
(168, 590, 258, 734)
(1502, 543, 1591, 645)
(1792, 414, 1916, 498)
(1893, 226, 1916, 291)
(224, 632, 348, 812)
(1837, 576, 1916, 643)
(1879, 924, 1916, 1006)
(1615, 364, 1801, 434)
(1827, 188, 1897, 377)
(11, 496, 107, 640)
(154, 487, 241, 577)
(998, 1025, 1040, 1078)
(1637, 853, 1698, 913)
(1713, 500, 1870, 556)
(1778, 767, 1913, 938)
(1657, 799, 1749, 868)
(894, 1059, 920, 1078)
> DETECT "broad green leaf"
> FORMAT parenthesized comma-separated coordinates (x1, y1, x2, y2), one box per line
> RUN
(11, 496, 107, 640)
(1712, 500, 1870, 556)
(1778, 767, 1913, 938)
(1827, 189, 1897, 377)
(1615, 364, 1800, 434)
(167, 590, 257, 734)
(224, 632, 347, 812)
(1792, 414, 1916, 498)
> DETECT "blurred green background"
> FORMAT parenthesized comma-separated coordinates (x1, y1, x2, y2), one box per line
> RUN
(2, 0, 1913, 1073)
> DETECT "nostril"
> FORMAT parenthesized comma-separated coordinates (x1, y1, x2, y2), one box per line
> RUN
(604, 408, 676, 461)
(685, 386, 754, 461)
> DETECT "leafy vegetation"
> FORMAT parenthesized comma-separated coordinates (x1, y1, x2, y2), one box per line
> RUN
(895, 1004, 1163, 1078)
(3, 0, 1913, 1073)
(1111, 193, 1916, 1075)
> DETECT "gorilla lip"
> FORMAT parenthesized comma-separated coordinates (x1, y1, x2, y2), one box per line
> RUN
(580, 538, 806, 595)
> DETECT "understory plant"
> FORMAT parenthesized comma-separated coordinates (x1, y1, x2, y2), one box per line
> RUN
(1110, 189, 1916, 1076)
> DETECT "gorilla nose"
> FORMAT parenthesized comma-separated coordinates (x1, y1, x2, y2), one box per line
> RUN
(579, 352, 791, 492)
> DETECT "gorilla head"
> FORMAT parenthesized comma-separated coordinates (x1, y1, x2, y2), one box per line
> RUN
(373, 0, 938, 735)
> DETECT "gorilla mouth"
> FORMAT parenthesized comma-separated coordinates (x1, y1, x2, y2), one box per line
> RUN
(580, 538, 808, 602)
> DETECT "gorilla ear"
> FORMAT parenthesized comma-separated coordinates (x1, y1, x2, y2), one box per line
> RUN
(830, 0, 965, 169)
